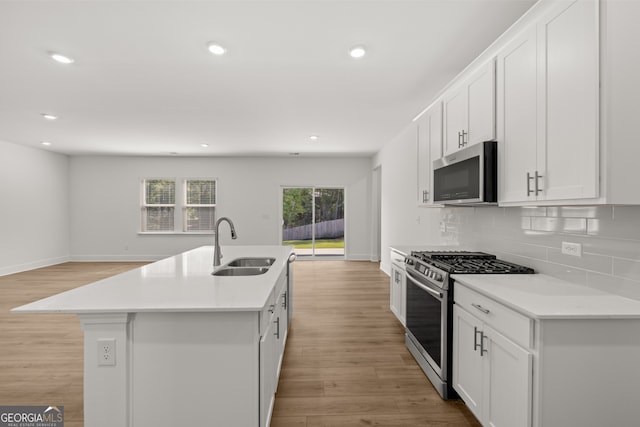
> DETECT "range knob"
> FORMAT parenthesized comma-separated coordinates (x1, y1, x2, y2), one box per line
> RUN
(434, 273, 443, 282)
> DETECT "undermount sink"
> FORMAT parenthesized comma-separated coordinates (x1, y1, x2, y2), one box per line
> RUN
(212, 266, 270, 277)
(227, 257, 276, 267)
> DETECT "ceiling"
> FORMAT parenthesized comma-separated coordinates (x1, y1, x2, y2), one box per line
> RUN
(0, 0, 536, 157)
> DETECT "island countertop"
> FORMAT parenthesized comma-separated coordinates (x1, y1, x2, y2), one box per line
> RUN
(12, 245, 294, 314)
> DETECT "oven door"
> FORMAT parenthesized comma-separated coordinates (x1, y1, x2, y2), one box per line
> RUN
(405, 270, 447, 380)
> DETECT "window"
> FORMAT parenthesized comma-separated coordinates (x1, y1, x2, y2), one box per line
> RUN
(185, 179, 216, 231)
(141, 178, 216, 233)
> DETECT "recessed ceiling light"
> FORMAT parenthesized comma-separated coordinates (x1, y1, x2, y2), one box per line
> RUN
(41, 113, 58, 120)
(49, 52, 74, 64)
(309, 135, 319, 141)
(201, 143, 209, 148)
(349, 46, 366, 59)
(207, 42, 226, 55)
(40, 141, 52, 146)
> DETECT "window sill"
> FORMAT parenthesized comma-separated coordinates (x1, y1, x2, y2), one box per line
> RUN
(138, 232, 214, 235)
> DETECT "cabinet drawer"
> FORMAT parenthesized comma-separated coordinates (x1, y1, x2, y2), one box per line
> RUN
(260, 288, 276, 336)
(454, 283, 533, 349)
(390, 253, 406, 270)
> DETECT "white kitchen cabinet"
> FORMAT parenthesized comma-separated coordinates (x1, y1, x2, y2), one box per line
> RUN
(389, 250, 406, 326)
(497, 0, 599, 204)
(260, 269, 289, 427)
(259, 302, 277, 427)
(443, 59, 496, 156)
(453, 288, 532, 427)
(416, 101, 442, 206)
(453, 274, 640, 427)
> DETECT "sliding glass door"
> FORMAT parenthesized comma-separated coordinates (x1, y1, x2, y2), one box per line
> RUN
(282, 187, 344, 258)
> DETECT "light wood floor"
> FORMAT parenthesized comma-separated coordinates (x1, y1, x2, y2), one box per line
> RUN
(0, 261, 480, 427)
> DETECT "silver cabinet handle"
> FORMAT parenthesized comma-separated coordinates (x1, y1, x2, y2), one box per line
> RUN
(422, 190, 429, 203)
(527, 172, 534, 196)
(282, 292, 287, 309)
(461, 130, 468, 146)
(473, 326, 482, 352)
(274, 317, 280, 339)
(268, 304, 275, 314)
(458, 131, 463, 148)
(471, 303, 490, 315)
(480, 332, 488, 356)
(535, 170, 543, 195)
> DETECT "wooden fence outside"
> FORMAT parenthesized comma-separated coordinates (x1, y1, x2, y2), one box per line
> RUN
(283, 218, 344, 241)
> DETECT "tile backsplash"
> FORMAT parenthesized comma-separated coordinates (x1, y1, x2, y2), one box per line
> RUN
(440, 206, 640, 301)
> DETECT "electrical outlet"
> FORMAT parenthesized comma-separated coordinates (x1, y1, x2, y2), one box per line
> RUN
(561, 242, 582, 257)
(97, 338, 116, 366)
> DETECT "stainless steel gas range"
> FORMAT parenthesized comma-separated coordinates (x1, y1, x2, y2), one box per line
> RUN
(404, 251, 534, 399)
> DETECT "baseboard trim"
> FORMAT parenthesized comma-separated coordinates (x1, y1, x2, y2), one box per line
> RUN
(0, 256, 70, 277)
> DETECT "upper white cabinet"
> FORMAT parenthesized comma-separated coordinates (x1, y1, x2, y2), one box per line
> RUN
(416, 101, 442, 206)
(443, 59, 496, 156)
(498, 0, 599, 204)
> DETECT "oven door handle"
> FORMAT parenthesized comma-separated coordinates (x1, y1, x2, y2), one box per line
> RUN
(406, 272, 443, 299)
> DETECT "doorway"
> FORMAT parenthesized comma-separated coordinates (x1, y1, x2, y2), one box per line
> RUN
(281, 187, 345, 258)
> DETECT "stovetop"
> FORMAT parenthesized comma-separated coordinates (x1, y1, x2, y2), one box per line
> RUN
(409, 250, 534, 274)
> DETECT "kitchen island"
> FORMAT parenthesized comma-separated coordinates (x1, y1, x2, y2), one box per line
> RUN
(12, 245, 295, 427)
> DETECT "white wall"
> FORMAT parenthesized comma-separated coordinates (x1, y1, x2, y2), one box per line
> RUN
(69, 155, 373, 261)
(373, 123, 444, 274)
(0, 140, 70, 275)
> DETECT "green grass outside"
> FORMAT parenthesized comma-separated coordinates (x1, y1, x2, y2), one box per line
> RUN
(283, 238, 344, 249)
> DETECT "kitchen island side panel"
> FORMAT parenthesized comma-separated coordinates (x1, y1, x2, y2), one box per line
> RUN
(535, 318, 640, 427)
(131, 312, 260, 427)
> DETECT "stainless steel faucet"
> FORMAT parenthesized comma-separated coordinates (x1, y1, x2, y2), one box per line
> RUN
(213, 217, 237, 269)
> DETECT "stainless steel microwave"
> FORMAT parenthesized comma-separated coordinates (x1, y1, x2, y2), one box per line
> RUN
(433, 141, 497, 205)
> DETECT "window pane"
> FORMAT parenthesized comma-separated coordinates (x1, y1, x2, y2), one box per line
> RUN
(186, 207, 215, 231)
(145, 179, 175, 205)
(187, 180, 216, 205)
(144, 207, 175, 231)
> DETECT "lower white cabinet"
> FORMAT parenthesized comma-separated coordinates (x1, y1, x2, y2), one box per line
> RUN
(453, 304, 532, 427)
(389, 251, 406, 326)
(453, 280, 640, 427)
(260, 270, 289, 427)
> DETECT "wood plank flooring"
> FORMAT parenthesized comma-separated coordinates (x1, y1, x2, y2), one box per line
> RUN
(271, 261, 480, 427)
(0, 262, 149, 427)
(0, 260, 480, 427)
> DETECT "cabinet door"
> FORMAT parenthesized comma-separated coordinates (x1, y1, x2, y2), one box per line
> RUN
(443, 85, 468, 155)
(467, 59, 496, 146)
(417, 102, 442, 205)
(537, 0, 599, 201)
(259, 315, 277, 427)
(483, 325, 532, 427)
(452, 305, 483, 420)
(497, 27, 538, 203)
(390, 265, 402, 323)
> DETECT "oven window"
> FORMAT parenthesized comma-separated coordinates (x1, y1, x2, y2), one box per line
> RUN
(406, 279, 442, 367)
(433, 156, 480, 201)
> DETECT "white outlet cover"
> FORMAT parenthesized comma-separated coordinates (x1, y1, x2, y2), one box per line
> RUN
(97, 338, 116, 366)
(561, 242, 582, 257)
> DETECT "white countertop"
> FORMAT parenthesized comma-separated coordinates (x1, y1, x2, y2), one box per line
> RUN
(453, 274, 640, 319)
(390, 244, 463, 257)
(12, 245, 294, 314)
